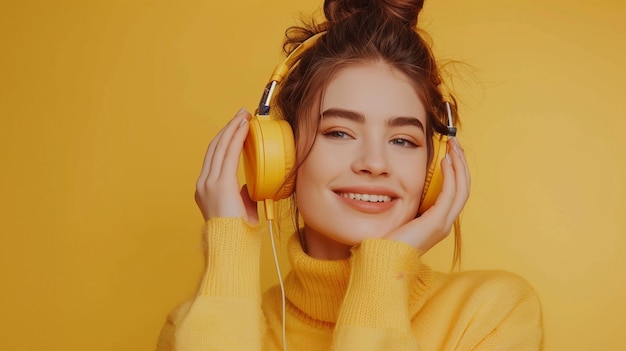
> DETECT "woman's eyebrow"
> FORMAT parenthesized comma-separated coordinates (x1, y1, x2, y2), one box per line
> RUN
(321, 107, 424, 132)
(321, 108, 365, 123)
(387, 116, 424, 132)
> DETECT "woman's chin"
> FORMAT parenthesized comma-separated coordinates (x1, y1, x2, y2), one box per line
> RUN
(328, 222, 397, 246)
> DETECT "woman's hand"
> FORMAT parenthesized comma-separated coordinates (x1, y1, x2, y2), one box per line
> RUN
(194, 108, 259, 224)
(385, 137, 471, 253)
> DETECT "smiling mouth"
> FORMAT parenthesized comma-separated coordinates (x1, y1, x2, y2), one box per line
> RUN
(337, 192, 392, 203)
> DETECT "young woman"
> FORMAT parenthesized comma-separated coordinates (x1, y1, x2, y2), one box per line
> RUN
(157, 0, 543, 349)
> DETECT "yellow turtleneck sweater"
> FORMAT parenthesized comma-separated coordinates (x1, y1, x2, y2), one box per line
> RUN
(157, 218, 543, 350)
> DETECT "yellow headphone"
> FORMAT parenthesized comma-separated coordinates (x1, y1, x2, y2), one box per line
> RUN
(242, 33, 455, 220)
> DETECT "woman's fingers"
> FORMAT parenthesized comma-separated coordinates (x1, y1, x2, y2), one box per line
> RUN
(386, 137, 471, 254)
(438, 152, 457, 212)
(452, 137, 471, 191)
(207, 108, 249, 183)
(196, 109, 245, 190)
(444, 138, 471, 225)
(220, 110, 251, 181)
(195, 108, 252, 221)
(196, 126, 225, 190)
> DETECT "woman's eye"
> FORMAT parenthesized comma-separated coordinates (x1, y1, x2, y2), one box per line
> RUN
(390, 138, 418, 148)
(324, 130, 351, 139)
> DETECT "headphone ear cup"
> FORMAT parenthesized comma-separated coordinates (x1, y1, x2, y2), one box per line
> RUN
(243, 115, 295, 202)
(418, 135, 447, 215)
(275, 120, 296, 199)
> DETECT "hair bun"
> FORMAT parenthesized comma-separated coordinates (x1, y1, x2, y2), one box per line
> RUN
(324, 0, 424, 27)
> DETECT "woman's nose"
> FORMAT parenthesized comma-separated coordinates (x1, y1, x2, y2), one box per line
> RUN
(351, 141, 389, 176)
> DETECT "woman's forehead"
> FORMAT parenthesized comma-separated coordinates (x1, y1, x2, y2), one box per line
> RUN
(319, 62, 427, 124)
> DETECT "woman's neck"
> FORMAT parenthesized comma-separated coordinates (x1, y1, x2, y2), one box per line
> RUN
(302, 225, 354, 260)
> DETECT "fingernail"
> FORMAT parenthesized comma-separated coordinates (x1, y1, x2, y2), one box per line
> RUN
(452, 145, 461, 156)
(239, 117, 248, 127)
(235, 107, 246, 117)
(445, 153, 452, 164)
(451, 137, 463, 154)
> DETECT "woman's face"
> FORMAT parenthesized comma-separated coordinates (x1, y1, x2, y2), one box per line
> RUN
(295, 61, 429, 259)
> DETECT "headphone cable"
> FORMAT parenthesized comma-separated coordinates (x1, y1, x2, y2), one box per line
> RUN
(268, 218, 287, 351)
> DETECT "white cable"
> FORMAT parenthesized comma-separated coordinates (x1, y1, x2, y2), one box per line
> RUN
(268, 219, 287, 351)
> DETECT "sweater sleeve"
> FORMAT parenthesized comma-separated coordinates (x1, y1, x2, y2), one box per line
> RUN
(331, 240, 544, 351)
(415, 270, 543, 351)
(332, 239, 425, 351)
(458, 271, 544, 351)
(156, 218, 265, 351)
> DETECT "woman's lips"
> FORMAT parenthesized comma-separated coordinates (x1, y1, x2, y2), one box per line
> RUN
(337, 192, 392, 203)
(334, 190, 396, 214)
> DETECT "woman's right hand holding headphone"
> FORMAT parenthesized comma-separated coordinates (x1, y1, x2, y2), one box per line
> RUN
(195, 108, 259, 224)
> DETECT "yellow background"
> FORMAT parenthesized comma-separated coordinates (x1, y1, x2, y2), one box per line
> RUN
(1, 0, 624, 349)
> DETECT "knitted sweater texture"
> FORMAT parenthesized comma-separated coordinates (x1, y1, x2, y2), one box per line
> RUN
(157, 218, 543, 350)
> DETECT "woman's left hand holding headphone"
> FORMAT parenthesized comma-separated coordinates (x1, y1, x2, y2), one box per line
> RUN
(385, 137, 471, 254)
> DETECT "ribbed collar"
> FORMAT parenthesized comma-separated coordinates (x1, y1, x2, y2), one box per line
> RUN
(283, 235, 350, 325)
(283, 235, 434, 326)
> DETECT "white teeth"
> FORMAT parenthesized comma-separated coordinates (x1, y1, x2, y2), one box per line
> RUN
(340, 192, 391, 203)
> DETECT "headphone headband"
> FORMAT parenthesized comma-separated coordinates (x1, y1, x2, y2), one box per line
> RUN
(270, 32, 326, 83)
(258, 32, 326, 116)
